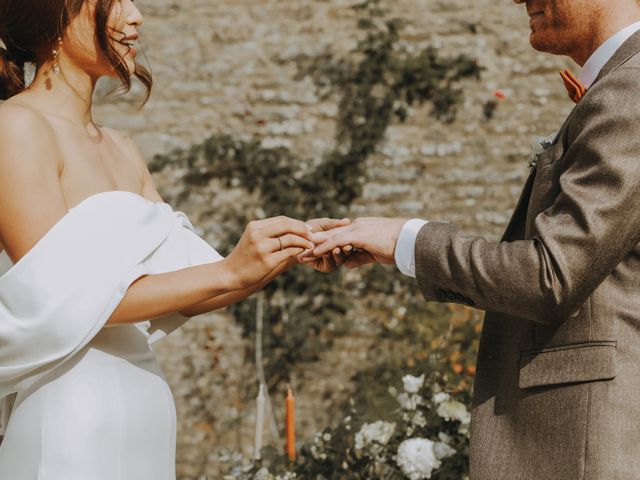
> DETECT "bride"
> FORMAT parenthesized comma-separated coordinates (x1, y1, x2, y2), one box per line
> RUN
(0, 0, 346, 477)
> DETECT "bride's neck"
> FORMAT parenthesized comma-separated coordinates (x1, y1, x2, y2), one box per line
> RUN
(21, 63, 97, 126)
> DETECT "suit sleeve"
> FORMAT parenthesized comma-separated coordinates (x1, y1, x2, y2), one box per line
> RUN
(414, 67, 640, 325)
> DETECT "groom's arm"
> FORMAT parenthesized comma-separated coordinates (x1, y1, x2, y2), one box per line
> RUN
(414, 67, 640, 325)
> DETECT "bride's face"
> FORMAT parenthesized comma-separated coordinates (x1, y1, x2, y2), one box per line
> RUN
(63, 0, 143, 78)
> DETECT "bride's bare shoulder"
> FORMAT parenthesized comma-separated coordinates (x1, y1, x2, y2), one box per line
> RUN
(0, 101, 59, 154)
(0, 98, 51, 125)
(0, 100, 63, 175)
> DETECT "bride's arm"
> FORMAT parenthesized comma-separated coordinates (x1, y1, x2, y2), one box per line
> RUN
(176, 256, 295, 317)
(105, 254, 293, 324)
(110, 257, 292, 323)
(104, 207, 313, 325)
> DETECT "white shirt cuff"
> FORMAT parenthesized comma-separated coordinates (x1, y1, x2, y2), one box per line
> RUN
(394, 219, 429, 278)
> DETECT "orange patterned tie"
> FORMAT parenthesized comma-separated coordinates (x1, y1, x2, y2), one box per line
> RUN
(560, 69, 586, 103)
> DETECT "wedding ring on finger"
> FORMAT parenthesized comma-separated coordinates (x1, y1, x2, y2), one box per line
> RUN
(277, 236, 283, 251)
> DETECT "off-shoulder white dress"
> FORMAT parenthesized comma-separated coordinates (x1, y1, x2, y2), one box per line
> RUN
(0, 191, 224, 479)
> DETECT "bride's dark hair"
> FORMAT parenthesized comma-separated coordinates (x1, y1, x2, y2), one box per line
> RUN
(0, 0, 152, 104)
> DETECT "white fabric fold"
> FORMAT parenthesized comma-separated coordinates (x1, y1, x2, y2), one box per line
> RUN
(0, 191, 223, 436)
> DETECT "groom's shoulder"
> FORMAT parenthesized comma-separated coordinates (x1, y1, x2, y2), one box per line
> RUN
(563, 59, 640, 143)
(574, 60, 640, 118)
(590, 51, 640, 98)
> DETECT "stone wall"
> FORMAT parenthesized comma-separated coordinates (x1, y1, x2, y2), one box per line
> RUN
(91, 0, 578, 478)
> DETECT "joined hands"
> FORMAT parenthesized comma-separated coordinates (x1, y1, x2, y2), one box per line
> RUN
(301, 217, 409, 272)
(225, 214, 408, 292)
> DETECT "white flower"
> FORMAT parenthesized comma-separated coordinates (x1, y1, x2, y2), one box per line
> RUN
(438, 432, 452, 444)
(434, 441, 456, 460)
(254, 467, 272, 480)
(432, 392, 450, 405)
(310, 443, 327, 461)
(395, 438, 440, 480)
(354, 420, 396, 457)
(411, 411, 427, 428)
(436, 400, 471, 424)
(310, 432, 329, 461)
(397, 392, 424, 410)
(402, 374, 425, 393)
(527, 131, 557, 170)
(275, 473, 297, 480)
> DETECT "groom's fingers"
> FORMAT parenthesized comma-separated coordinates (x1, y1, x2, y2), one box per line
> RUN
(309, 225, 352, 244)
(309, 217, 351, 231)
(344, 251, 375, 269)
(312, 230, 361, 257)
(332, 250, 346, 266)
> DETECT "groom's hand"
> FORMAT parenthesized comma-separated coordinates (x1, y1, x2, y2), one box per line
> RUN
(301, 217, 351, 273)
(308, 217, 408, 269)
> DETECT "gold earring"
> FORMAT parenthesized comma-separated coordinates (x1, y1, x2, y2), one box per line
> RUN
(51, 36, 62, 75)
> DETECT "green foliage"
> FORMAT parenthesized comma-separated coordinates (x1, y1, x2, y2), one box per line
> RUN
(149, 0, 482, 390)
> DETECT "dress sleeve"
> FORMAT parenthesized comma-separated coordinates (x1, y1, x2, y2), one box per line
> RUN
(134, 210, 225, 344)
(0, 193, 179, 434)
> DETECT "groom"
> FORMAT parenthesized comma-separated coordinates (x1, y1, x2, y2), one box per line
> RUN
(306, 0, 640, 478)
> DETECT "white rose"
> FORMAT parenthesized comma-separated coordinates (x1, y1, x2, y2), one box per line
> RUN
(397, 392, 424, 410)
(436, 400, 471, 424)
(402, 374, 425, 393)
(395, 438, 440, 480)
(432, 392, 450, 405)
(254, 467, 272, 480)
(354, 420, 396, 454)
(434, 441, 456, 460)
(411, 411, 427, 428)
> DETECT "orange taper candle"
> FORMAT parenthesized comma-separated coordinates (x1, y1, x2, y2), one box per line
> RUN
(285, 385, 296, 461)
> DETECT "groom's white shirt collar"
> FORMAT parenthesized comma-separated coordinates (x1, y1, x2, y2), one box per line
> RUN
(395, 20, 640, 279)
(579, 20, 640, 88)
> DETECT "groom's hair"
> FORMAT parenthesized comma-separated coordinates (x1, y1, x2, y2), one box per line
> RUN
(0, 0, 153, 104)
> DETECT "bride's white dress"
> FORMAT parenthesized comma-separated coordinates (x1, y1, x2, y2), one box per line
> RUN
(0, 190, 224, 479)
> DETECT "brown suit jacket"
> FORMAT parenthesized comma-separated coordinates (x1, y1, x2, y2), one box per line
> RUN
(415, 31, 640, 480)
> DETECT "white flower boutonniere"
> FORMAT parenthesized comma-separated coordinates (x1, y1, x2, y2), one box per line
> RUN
(528, 131, 558, 170)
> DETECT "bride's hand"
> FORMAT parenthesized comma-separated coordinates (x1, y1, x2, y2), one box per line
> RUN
(225, 216, 315, 289)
